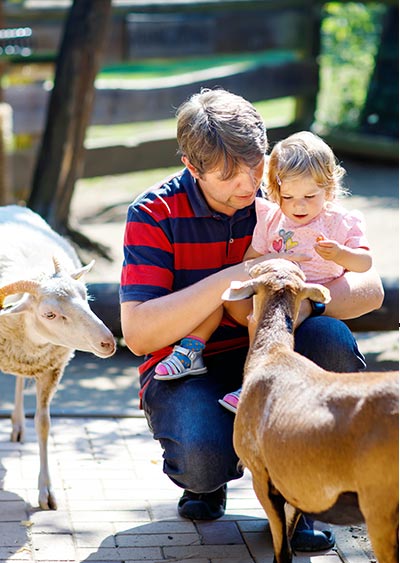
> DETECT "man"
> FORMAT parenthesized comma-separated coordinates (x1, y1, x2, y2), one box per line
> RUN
(120, 88, 384, 550)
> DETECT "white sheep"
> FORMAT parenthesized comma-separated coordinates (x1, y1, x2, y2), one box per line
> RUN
(0, 205, 116, 510)
(223, 258, 398, 563)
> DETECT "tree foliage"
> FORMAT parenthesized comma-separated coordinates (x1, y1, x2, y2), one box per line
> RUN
(316, 2, 386, 131)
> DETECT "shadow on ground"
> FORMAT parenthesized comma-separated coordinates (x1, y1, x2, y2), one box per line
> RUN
(0, 330, 397, 419)
(0, 347, 142, 418)
(0, 459, 32, 559)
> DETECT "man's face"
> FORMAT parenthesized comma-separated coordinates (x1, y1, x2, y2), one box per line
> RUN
(183, 156, 265, 216)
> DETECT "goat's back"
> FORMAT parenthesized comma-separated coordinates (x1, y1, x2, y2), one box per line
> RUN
(235, 350, 398, 517)
(0, 205, 80, 282)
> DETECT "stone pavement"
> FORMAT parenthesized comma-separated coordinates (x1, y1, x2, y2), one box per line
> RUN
(0, 415, 371, 563)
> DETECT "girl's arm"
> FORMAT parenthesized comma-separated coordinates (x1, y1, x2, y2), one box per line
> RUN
(314, 239, 372, 272)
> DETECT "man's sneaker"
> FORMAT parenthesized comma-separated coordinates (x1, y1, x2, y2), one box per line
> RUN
(154, 345, 208, 380)
(291, 515, 335, 551)
(178, 485, 227, 520)
(218, 388, 242, 413)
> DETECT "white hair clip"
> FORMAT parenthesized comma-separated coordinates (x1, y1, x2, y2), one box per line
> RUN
(276, 175, 282, 186)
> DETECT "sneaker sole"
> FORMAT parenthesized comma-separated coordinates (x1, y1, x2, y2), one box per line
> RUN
(218, 398, 238, 414)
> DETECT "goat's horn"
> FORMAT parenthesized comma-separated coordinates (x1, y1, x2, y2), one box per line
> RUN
(53, 256, 62, 274)
(0, 280, 41, 308)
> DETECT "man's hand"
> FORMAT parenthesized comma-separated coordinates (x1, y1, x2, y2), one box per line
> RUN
(295, 299, 313, 328)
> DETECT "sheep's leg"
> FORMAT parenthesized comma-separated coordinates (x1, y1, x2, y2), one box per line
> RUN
(361, 492, 399, 563)
(11, 376, 25, 442)
(34, 369, 61, 510)
(252, 474, 292, 563)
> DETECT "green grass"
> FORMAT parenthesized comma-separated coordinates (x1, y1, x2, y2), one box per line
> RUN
(76, 166, 181, 204)
(85, 97, 296, 145)
(79, 97, 295, 200)
(97, 51, 297, 80)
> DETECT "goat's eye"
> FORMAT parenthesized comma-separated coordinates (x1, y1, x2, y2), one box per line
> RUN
(43, 312, 56, 320)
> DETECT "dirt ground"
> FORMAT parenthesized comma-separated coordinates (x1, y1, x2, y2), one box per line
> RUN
(349, 525, 375, 562)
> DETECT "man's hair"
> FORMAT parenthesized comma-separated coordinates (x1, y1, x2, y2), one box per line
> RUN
(176, 88, 267, 179)
(267, 131, 347, 203)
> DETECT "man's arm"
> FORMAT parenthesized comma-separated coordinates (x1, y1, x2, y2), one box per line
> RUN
(295, 266, 384, 326)
(121, 261, 250, 356)
(323, 266, 384, 319)
(122, 262, 384, 357)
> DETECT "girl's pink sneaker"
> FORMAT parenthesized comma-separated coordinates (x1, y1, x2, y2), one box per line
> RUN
(218, 388, 242, 414)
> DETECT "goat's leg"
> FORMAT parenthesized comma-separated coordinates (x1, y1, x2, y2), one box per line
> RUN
(284, 503, 302, 540)
(11, 376, 26, 442)
(361, 494, 399, 563)
(34, 370, 61, 510)
(252, 474, 292, 563)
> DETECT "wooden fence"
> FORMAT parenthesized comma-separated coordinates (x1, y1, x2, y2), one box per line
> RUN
(6, 0, 323, 195)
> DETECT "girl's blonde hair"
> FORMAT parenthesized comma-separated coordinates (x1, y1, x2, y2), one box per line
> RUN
(266, 131, 347, 204)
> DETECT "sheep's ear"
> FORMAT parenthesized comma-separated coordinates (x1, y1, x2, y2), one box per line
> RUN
(222, 280, 255, 301)
(300, 283, 331, 304)
(0, 294, 32, 315)
(70, 260, 95, 280)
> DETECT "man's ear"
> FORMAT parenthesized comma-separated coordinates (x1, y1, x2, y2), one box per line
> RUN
(181, 156, 200, 180)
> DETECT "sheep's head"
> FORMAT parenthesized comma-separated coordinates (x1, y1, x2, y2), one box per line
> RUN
(0, 259, 115, 358)
(52, 256, 95, 280)
(0, 258, 95, 311)
(222, 259, 331, 324)
(0, 280, 41, 310)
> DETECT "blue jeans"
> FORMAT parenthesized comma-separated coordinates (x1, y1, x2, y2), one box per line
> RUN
(141, 317, 366, 493)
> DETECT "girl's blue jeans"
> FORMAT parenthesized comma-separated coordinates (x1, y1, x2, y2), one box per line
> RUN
(141, 317, 366, 493)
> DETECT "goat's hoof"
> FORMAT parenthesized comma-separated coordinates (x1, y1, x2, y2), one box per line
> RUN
(10, 426, 24, 443)
(39, 490, 57, 510)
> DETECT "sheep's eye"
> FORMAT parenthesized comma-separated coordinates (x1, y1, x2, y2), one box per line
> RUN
(43, 312, 56, 320)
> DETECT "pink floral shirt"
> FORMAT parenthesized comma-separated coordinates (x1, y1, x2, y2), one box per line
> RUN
(252, 198, 370, 283)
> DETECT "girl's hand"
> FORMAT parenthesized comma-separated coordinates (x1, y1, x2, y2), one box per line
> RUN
(314, 239, 343, 261)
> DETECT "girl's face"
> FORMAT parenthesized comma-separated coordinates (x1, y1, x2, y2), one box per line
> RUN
(279, 174, 326, 225)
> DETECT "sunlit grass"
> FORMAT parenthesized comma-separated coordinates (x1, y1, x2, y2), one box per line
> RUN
(85, 97, 296, 144)
(97, 51, 297, 80)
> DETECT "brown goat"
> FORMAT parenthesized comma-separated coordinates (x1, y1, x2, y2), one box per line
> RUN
(222, 258, 398, 563)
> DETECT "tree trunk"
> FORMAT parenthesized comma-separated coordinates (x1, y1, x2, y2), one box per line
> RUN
(359, 5, 399, 138)
(0, 1, 12, 206)
(28, 0, 112, 233)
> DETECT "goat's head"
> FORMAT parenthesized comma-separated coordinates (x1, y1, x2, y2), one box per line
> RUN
(222, 259, 331, 324)
(0, 258, 115, 358)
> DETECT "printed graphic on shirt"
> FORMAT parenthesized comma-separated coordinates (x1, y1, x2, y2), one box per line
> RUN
(273, 229, 299, 253)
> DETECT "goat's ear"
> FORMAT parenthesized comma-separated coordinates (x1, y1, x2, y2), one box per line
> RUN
(222, 280, 255, 301)
(301, 283, 331, 304)
(70, 260, 95, 280)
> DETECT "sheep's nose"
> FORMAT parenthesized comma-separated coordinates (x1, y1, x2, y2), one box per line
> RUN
(101, 340, 116, 353)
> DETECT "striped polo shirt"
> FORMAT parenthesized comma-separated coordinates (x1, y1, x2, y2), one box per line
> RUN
(120, 167, 257, 376)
